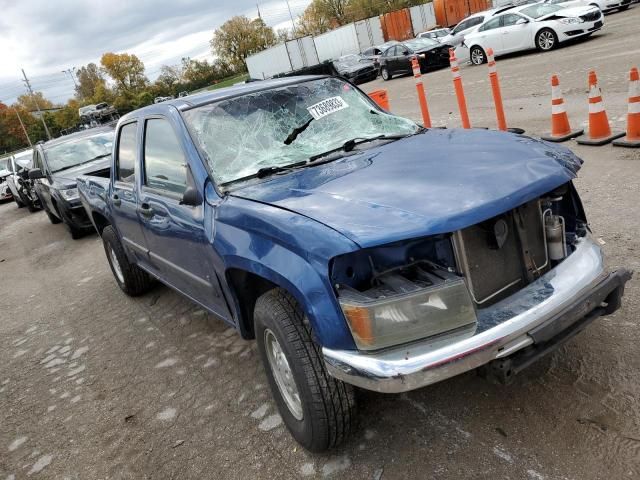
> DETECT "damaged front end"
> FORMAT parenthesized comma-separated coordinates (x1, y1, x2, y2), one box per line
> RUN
(325, 182, 632, 392)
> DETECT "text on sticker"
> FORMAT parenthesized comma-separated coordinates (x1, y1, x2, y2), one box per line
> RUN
(307, 96, 349, 120)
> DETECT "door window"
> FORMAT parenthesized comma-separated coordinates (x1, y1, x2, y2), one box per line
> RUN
(143, 118, 187, 195)
(502, 13, 525, 26)
(117, 123, 137, 183)
(479, 17, 502, 32)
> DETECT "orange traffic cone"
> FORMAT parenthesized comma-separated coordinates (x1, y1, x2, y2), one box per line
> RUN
(541, 75, 583, 142)
(613, 67, 640, 148)
(577, 70, 624, 145)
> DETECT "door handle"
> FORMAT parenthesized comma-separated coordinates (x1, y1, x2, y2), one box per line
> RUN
(111, 194, 121, 206)
(138, 203, 154, 217)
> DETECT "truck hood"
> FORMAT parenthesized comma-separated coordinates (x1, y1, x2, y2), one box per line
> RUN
(51, 157, 111, 188)
(231, 129, 582, 248)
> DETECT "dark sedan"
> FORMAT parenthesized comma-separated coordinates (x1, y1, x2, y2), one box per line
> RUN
(29, 126, 114, 239)
(332, 54, 378, 84)
(379, 38, 452, 81)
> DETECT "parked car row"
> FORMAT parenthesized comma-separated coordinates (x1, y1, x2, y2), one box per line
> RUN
(2, 127, 114, 239)
(3, 74, 632, 453)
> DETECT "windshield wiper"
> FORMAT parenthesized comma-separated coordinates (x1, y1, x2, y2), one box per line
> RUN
(284, 118, 313, 145)
(308, 132, 421, 162)
(220, 161, 308, 187)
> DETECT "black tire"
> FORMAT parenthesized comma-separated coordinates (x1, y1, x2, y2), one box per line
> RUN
(619, 5, 629, 10)
(380, 67, 392, 81)
(102, 225, 154, 296)
(67, 223, 85, 240)
(14, 196, 25, 208)
(536, 28, 558, 51)
(45, 207, 62, 224)
(27, 202, 38, 213)
(470, 46, 486, 65)
(254, 289, 356, 452)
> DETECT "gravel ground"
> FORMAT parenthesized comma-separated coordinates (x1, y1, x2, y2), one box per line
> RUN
(1, 7, 639, 479)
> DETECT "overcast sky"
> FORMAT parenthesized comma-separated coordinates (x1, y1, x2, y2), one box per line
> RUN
(0, 0, 311, 106)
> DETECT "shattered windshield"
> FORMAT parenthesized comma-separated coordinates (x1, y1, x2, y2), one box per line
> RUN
(182, 77, 419, 185)
(45, 131, 113, 173)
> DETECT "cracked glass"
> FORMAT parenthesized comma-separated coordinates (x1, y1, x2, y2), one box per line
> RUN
(182, 77, 419, 185)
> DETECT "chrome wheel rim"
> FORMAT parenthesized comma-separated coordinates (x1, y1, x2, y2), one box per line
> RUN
(109, 247, 125, 284)
(471, 49, 484, 65)
(381, 69, 389, 80)
(539, 31, 555, 50)
(264, 329, 303, 420)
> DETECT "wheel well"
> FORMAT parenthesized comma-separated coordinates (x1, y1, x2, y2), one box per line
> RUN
(226, 268, 278, 340)
(91, 211, 111, 235)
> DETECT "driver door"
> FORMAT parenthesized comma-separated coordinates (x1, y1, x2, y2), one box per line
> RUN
(474, 16, 505, 54)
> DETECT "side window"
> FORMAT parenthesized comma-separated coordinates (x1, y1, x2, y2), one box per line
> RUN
(452, 20, 468, 34)
(143, 118, 187, 195)
(480, 17, 502, 32)
(469, 16, 484, 28)
(117, 122, 137, 183)
(502, 14, 524, 26)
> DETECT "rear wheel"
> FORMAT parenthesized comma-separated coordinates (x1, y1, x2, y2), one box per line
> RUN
(470, 46, 486, 65)
(254, 288, 356, 452)
(536, 28, 558, 51)
(102, 225, 154, 296)
(380, 67, 392, 81)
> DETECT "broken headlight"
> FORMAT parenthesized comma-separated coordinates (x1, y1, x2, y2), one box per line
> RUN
(337, 266, 477, 351)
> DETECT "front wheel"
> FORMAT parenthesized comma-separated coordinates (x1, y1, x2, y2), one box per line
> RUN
(470, 46, 486, 65)
(380, 67, 392, 81)
(536, 28, 558, 51)
(102, 226, 154, 296)
(14, 195, 25, 208)
(254, 289, 356, 452)
(45, 207, 62, 224)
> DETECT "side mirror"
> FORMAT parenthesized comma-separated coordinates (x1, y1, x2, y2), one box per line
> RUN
(180, 165, 202, 207)
(402, 49, 410, 56)
(516, 18, 528, 25)
(28, 168, 45, 180)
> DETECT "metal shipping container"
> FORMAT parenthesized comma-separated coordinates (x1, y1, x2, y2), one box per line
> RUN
(246, 36, 319, 79)
(380, 8, 414, 42)
(434, 0, 489, 27)
(409, 3, 438, 34)
(354, 17, 385, 51)
(314, 24, 361, 63)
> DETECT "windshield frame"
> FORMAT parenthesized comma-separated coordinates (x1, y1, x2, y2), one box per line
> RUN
(179, 76, 419, 193)
(519, 4, 562, 18)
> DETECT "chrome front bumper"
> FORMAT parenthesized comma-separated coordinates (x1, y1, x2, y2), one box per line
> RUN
(323, 236, 631, 393)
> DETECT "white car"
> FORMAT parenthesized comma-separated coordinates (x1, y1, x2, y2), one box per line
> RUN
(456, 3, 603, 65)
(417, 28, 451, 41)
(439, 6, 515, 47)
(542, 0, 631, 12)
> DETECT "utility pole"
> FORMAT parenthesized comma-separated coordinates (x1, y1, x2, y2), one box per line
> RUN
(256, 2, 262, 20)
(285, 0, 296, 31)
(62, 67, 78, 89)
(21, 68, 51, 140)
(14, 108, 33, 147)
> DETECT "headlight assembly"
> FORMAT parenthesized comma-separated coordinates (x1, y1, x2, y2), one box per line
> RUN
(558, 17, 583, 24)
(59, 188, 79, 201)
(339, 276, 477, 351)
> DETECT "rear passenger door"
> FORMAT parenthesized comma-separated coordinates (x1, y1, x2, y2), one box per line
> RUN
(137, 115, 229, 316)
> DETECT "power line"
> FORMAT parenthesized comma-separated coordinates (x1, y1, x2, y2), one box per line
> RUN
(21, 68, 52, 140)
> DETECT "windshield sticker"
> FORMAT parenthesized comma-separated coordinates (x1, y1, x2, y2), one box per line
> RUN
(307, 96, 349, 120)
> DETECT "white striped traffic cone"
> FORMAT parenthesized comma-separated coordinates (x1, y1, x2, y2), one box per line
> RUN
(613, 67, 640, 148)
(577, 70, 624, 146)
(541, 75, 583, 142)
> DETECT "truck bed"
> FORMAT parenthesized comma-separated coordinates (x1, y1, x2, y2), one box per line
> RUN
(77, 174, 110, 228)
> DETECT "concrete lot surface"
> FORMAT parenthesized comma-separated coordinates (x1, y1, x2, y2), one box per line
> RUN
(1, 7, 639, 479)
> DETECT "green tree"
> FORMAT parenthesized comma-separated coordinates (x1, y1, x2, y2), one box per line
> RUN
(100, 52, 148, 93)
(211, 16, 277, 72)
(75, 63, 107, 101)
(16, 91, 54, 112)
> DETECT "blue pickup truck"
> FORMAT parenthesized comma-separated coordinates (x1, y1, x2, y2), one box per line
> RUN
(77, 75, 631, 451)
